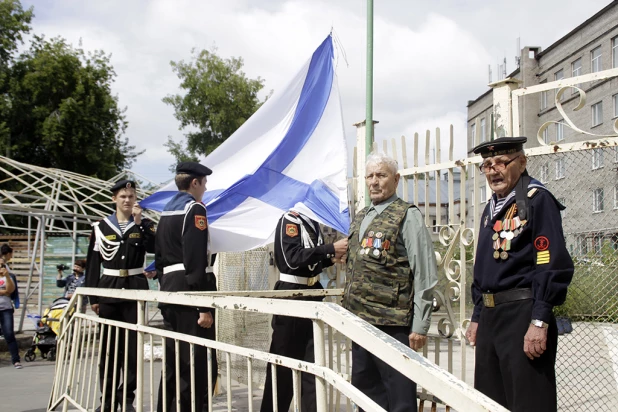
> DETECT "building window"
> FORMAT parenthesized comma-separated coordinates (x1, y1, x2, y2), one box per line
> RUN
(480, 185, 487, 203)
(542, 127, 549, 144)
(554, 70, 564, 101)
(613, 93, 618, 118)
(593, 188, 604, 212)
(480, 118, 487, 142)
(572, 58, 582, 95)
(540, 79, 548, 110)
(576, 235, 587, 255)
(555, 158, 565, 179)
(557, 197, 566, 219)
(471, 123, 477, 142)
(540, 163, 549, 183)
(556, 120, 565, 141)
(591, 46, 602, 73)
(613, 36, 618, 68)
(592, 148, 604, 169)
(432, 219, 439, 234)
(592, 101, 603, 127)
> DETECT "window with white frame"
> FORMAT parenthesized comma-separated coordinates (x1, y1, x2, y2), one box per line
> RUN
(572, 58, 582, 95)
(592, 148, 604, 169)
(576, 235, 587, 255)
(613, 93, 618, 118)
(591, 46, 602, 73)
(593, 188, 604, 212)
(540, 163, 549, 182)
(557, 197, 566, 219)
(432, 219, 439, 234)
(556, 120, 565, 141)
(555, 158, 565, 179)
(480, 185, 487, 203)
(542, 127, 549, 144)
(592, 101, 603, 127)
(613, 36, 618, 68)
(540, 79, 548, 110)
(554, 70, 564, 101)
(614, 186, 618, 209)
(471, 123, 477, 142)
(480, 118, 487, 142)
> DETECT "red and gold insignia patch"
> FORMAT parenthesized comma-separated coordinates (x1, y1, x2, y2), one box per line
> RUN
(195, 215, 207, 231)
(286, 224, 298, 237)
(534, 236, 549, 251)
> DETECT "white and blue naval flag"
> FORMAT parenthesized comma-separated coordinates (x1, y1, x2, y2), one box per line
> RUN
(141, 35, 349, 253)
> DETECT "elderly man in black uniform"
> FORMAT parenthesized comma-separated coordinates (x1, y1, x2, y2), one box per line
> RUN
(260, 209, 348, 412)
(86, 180, 156, 412)
(465, 137, 574, 412)
(155, 161, 217, 412)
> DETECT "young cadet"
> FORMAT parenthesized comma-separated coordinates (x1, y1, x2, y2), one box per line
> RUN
(155, 162, 217, 412)
(86, 180, 156, 412)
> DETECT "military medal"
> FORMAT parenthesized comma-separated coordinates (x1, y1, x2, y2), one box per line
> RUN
(375, 232, 383, 239)
(491, 204, 527, 261)
(373, 249, 380, 257)
(373, 238, 382, 249)
(368, 231, 375, 237)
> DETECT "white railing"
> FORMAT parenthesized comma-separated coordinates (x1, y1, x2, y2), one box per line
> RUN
(48, 288, 507, 412)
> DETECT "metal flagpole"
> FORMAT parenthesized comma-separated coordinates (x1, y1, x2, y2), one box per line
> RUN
(365, 0, 374, 207)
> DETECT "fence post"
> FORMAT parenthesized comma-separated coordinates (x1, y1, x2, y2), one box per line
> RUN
(313, 320, 327, 411)
(489, 78, 522, 139)
(136, 300, 145, 412)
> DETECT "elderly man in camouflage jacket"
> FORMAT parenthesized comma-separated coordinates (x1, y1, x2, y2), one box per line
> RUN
(343, 152, 438, 412)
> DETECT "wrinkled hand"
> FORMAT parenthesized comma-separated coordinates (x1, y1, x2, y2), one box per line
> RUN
(333, 238, 348, 259)
(132, 204, 143, 225)
(465, 321, 478, 346)
(198, 312, 213, 329)
(408, 332, 427, 351)
(143, 270, 157, 279)
(524, 324, 547, 360)
(91, 304, 100, 315)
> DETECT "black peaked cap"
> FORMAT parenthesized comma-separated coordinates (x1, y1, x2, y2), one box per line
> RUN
(472, 136, 527, 158)
(176, 161, 212, 176)
(110, 179, 137, 192)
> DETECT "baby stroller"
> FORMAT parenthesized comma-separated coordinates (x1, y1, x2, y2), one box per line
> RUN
(24, 297, 72, 362)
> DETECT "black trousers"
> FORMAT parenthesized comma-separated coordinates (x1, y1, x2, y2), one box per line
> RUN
(351, 325, 417, 412)
(475, 299, 558, 412)
(157, 305, 218, 412)
(260, 315, 316, 412)
(98, 301, 139, 410)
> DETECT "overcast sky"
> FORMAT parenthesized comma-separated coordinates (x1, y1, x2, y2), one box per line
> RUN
(22, 0, 611, 184)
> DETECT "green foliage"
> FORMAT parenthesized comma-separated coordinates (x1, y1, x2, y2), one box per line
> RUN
(554, 240, 618, 322)
(163, 48, 267, 168)
(3, 35, 142, 179)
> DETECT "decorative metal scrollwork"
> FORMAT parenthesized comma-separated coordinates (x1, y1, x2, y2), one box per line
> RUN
(537, 86, 618, 145)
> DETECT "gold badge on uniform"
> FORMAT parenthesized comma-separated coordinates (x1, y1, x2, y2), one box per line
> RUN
(195, 216, 207, 231)
(285, 224, 298, 237)
(537, 251, 550, 265)
(105, 234, 117, 240)
(129, 233, 141, 239)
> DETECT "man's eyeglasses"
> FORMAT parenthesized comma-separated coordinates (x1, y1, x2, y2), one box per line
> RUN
(479, 155, 521, 174)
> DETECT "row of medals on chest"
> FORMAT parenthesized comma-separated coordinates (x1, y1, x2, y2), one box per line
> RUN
(491, 203, 527, 261)
(359, 230, 391, 257)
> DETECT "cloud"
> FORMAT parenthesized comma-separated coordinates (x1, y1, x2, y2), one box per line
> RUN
(20, 0, 611, 184)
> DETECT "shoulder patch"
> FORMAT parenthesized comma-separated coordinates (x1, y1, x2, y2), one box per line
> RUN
(286, 223, 298, 237)
(534, 236, 550, 251)
(195, 215, 207, 231)
(527, 188, 539, 198)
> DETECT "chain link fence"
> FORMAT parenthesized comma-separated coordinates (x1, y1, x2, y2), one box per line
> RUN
(216, 248, 272, 389)
(527, 147, 618, 411)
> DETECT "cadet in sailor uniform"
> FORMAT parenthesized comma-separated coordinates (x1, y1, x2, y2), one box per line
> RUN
(260, 210, 348, 412)
(86, 179, 156, 412)
(465, 137, 574, 412)
(155, 162, 217, 412)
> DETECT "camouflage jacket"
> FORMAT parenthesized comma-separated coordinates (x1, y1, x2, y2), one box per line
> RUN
(343, 198, 414, 326)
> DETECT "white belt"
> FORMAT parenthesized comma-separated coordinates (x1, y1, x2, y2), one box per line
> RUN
(102, 268, 143, 277)
(163, 264, 215, 275)
(280, 273, 320, 286)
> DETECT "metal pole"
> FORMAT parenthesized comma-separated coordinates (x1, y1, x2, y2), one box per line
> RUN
(313, 320, 327, 411)
(39, 222, 45, 316)
(365, 0, 374, 207)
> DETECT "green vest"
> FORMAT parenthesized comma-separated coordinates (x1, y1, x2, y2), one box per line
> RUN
(342, 198, 415, 326)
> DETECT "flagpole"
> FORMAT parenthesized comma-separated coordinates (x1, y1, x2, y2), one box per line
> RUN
(365, 0, 374, 207)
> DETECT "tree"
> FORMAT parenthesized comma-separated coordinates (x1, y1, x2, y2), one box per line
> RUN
(3, 35, 142, 179)
(0, 0, 33, 154)
(163, 48, 267, 167)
